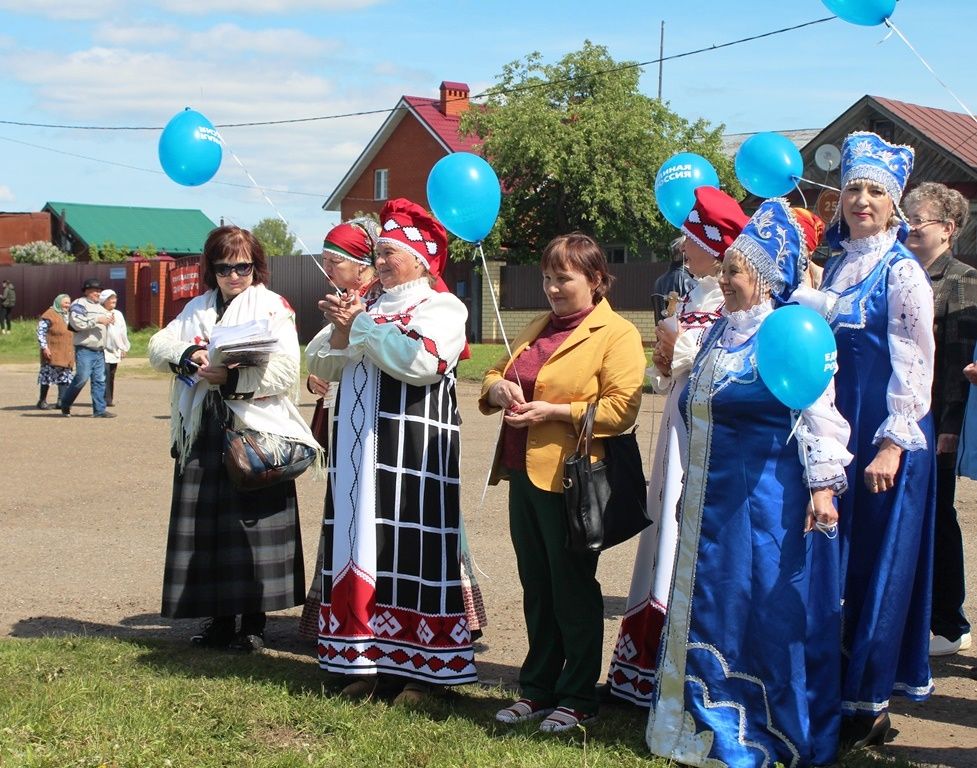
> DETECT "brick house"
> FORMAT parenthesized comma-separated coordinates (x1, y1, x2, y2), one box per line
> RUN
(323, 81, 484, 339)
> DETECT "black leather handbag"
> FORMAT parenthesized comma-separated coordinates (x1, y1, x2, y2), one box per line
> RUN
(562, 402, 649, 552)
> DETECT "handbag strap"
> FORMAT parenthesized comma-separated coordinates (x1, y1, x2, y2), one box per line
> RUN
(574, 402, 598, 457)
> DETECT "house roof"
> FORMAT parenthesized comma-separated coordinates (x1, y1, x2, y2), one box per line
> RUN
(42, 202, 217, 254)
(323, 94, 479, 211)
(721, 129, 821, 158)
(870, 95, 977, 170)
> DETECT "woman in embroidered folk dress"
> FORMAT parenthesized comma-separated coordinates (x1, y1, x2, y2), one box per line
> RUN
(306, 199, 475, 704)
(36, 293, 74, 409)
(481, 233, 645, 733)
(607, 187, 747, 706)
(817, 132, 937, 749)
(647, 199, 851, 767)
(298, 217, 380, 643)
(149, 226, 318, 653)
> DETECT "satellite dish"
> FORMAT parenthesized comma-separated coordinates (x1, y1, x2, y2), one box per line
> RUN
(814, 144, 841, 172)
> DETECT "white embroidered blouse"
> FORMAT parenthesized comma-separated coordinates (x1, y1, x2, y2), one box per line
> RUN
(820, 228, 935, 451)
(650, 275, 724, 393)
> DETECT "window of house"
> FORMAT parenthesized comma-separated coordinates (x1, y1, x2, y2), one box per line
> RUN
(605, 245, 627, 264)
(374, 169, 389, 201)
(869, 119, 895, 142)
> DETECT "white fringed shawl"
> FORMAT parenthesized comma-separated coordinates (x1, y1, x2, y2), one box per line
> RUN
(148, 284, 321, 469)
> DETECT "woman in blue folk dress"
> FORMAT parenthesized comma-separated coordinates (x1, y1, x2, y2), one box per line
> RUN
(819, 132, 936, 748)
(647, 199, 852, 768)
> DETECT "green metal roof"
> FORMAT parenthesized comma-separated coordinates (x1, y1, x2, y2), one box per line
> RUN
(43, 201, 217, 254)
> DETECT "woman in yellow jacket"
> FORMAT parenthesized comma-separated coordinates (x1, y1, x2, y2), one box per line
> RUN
(480, 233, 645, 733)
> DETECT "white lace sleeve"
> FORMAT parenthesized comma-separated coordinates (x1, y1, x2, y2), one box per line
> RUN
(796, 378, 853, 492)
(874, 258, 935, 450)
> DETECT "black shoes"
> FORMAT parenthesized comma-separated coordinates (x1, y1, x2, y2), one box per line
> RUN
(227, 632, 265, 653)
(36, 401, 49, 410)
(60, 407, 71, 417)
(190, 618, 236, 648)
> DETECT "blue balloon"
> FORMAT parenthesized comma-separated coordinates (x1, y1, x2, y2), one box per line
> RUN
(821, 0, 895, 26)
(158, 108, 223, 186)
(756, 305, 838, 411)
(654, 152, 720, 228)
(735, 132, 804, 198)
(426, 152, 501, 243)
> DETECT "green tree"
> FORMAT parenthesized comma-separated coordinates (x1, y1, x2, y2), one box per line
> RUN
(89, 242, 128, 262)
(252, 217, 299, 256)
(460, 41, 739, 262)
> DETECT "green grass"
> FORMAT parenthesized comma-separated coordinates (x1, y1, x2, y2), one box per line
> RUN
(0, 636, 912, 768)
(0, 636, 654, 768)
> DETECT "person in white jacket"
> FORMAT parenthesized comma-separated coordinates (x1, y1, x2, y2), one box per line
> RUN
(99, 289, 130, 407)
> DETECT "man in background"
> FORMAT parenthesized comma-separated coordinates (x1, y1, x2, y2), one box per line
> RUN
(651, 236, 694, 324)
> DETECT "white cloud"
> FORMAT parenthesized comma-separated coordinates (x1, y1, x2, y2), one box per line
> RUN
(0, 0, 124, 20)
(0, 185, 14, 203)
(159, 0, 383, 14)
(93, 21, 339, 56)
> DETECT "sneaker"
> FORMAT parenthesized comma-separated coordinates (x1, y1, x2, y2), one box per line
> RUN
(930, 633, 964, 656)
(495, 698, 556, 724)
(962, 632, 973, 651)
(36, 401, 50, 410)
(538, 706, 598, 733)
(60, 407, 71, 417)
(93, 412, 117, 418)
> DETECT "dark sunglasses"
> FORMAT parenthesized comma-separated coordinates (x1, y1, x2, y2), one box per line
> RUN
(213, 262, 254, 277)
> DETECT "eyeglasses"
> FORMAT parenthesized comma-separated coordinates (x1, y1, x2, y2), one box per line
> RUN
(907, 217, 944, 229)
(213, 262, 254, 277)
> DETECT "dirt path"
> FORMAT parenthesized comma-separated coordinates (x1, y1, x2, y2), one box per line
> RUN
(1, 365, 974, 766)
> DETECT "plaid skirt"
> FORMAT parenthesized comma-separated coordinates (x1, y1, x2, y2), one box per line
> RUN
(161, 394, 305, 619)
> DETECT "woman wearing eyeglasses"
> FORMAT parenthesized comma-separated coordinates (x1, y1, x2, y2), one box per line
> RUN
(903, 182, 976, 658)
(149, 225, 320, 652)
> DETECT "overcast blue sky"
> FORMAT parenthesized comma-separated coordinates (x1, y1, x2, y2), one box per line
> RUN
(1, 0, 974, 255)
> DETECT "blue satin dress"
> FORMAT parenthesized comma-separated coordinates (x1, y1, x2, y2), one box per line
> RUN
(821, 246, 936, 714)
(646, 319, 841, 768)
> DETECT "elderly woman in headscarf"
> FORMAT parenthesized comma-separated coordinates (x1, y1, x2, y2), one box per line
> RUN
(99, 288, 130, 407)
(647, 200, 852, 768)
(36, 293, 75, 409)
(816, 132, 937, 749)
(306, 198, 476, 705)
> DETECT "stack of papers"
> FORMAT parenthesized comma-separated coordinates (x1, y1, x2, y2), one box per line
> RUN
(208, 319, 279, 368)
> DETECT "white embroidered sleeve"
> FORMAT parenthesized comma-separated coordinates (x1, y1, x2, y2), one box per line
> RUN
(875, 258, 935, 450)
(796, 378, 853, 492)
(148, 313, 194, 372)
(350, 293, 468, 385)
(306, 324, 362, 382)
(792, 284, 837, 318)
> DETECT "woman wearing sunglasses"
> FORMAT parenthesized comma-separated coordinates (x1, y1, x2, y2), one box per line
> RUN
(149, 225, 320, 653)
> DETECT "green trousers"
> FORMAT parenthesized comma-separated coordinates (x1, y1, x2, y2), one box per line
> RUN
(508, 470, 603, 714)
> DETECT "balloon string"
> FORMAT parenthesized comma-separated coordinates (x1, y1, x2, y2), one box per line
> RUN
(218, 133, 341, 293)
(794, 176, 839, 193)
(476, 243, 522, 389)
(884, 19, 977, 129)
(793, 179, 809, 209)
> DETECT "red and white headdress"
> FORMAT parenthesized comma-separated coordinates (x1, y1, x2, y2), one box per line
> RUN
(680, 186, 749, 259)
(377, 198, 448, 279)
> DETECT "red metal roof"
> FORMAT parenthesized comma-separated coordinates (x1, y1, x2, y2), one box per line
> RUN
(402, 96, 479, 154)
(873, 95, 977, 170)
(440, 80, 469, 91)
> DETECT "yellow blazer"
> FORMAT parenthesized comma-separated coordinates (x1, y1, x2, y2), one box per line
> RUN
(479, 298, 645, 493)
